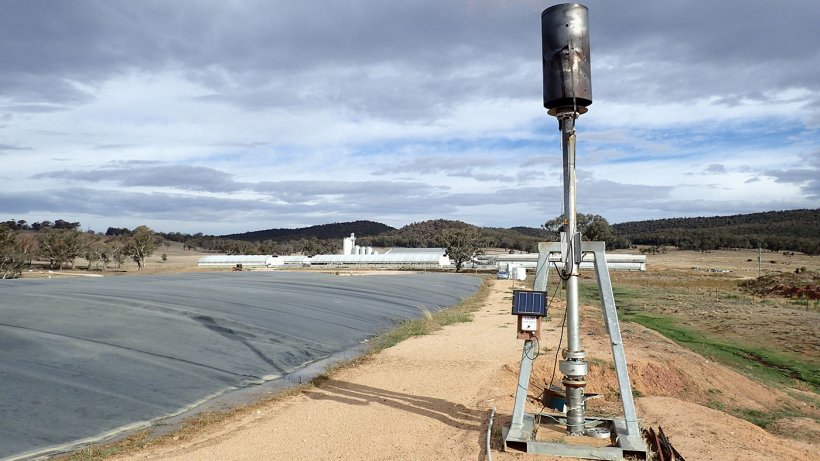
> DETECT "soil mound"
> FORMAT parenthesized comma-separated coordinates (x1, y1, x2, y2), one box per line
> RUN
(739, 271, 820, 299)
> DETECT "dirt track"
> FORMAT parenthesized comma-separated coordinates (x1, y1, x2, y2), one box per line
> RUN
(114, 278, 818, 461)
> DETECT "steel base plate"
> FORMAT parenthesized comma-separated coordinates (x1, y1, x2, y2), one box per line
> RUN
(502, 413, 646, 460)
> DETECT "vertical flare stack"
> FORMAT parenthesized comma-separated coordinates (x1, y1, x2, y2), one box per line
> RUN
(541, 2, 592, 436)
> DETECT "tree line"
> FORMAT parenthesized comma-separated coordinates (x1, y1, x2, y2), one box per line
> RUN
(356, 219, 545, 253)
(5, 208, 816, 279)
(1, 223, 159, 279)
(221, 220, 394, 242)
(612, 209, 820, 255)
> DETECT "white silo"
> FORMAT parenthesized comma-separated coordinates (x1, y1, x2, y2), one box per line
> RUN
(343, 233, 355, 255)
(365, 246, 373, 255)
(354, 245, 361, 255)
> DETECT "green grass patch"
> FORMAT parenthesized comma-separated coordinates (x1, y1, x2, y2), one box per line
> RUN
(706, 400, 725, 411)
(729, 407, 806, 430)
(620, 311, 819, 392)
(577, 280, 647, 310)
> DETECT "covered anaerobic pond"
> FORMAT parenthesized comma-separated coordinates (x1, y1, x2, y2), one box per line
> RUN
(0, 271, 481, 460)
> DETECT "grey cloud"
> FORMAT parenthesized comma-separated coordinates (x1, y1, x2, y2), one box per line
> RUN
(764, 168, 817, 184)
(762, 151, 820, 198)
(517, 171, 546, 182)
(438, 179, 674, 220)
(519, 155, 555, 167)
(0, 103, 75, 113)
(33, 165, 241, 193)
(4, 1, 814, 122)
(250, 180, 442, 203)
(375, 155, 498, 176)
(577, 179, 674, 208)
(34, 166, 448, 206)
(0, 188, 303, 220)
(92, 144, 140, 151)
(587, 1, 820, 106)
(31, 164, 451, 207)
(0, 143, 30, 153)
(703, 164, 727, 175)
(763, 168, 819, 199)
(373, 154, 527, 182)
(0, 1, 538, 119)
(106, 159, 164, 166)
(443, 186, 558, 208)
(471, 173, 517, 182)
(0, 184, 455, 223)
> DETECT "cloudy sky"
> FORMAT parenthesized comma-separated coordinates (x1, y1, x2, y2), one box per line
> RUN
(1, 0, 818, 234)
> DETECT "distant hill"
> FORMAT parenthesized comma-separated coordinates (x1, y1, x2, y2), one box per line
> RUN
(222, 220, 394, 242)
(174, 209, 819, 255)
(613, 209, 820, 255)
(356, 219, 545, 252)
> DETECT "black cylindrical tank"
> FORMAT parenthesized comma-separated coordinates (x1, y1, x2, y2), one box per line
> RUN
(541, 3, 592, 110)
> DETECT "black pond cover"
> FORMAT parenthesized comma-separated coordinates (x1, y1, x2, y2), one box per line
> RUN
(0, 272, 481, 459)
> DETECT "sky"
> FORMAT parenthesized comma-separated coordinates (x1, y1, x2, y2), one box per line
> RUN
(1, 0, 818, 235)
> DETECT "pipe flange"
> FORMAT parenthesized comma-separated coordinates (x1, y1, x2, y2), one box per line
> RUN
(562, 378, 587, 388)
(548, 106, 588, 117)
(562, 350, 586, 360)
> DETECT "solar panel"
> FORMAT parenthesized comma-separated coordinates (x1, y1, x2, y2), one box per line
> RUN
(512, 290, 548, 316)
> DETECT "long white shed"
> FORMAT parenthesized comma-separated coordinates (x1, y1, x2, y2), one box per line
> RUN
(495, 253, 646, 271)
(310, 252, 451, 268)
(197, 255, 271, 267)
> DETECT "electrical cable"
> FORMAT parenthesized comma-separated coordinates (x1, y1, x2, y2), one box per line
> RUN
(554, 261, 570, 281)
(535, 268, 568, 421)
(548, 306, 568, 390)
(548, 257, 569, 390)
(485, 407, 496, 461)
(524, 336, 540, 361)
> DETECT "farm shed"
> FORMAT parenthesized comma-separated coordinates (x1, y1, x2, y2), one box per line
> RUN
(310, 252, 451, 269)
(266, 256, 311, 267)
(197, 255, 271, 267)
(493, 253, 646, 271)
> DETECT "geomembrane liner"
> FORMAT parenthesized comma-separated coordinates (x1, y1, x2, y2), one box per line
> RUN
(0, 272, 481, 459)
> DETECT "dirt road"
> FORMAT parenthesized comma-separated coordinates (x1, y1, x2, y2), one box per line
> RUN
(116, 279, 818, 461)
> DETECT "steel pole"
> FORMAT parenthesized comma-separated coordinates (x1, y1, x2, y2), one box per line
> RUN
(561, 114, 580, 352)
(558, 111, 587, 435)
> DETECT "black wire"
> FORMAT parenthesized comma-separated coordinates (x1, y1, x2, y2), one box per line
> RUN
(548, 306, 567, 390)
(524, 336, 540, 360)
(554, 260, 571, 281)
(536, 265, 568, 418)
(548, 259, 571, 389)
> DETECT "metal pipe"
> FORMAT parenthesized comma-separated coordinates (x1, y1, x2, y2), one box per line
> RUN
(558, 111, 587, 435)
(561, 114, 581, 353)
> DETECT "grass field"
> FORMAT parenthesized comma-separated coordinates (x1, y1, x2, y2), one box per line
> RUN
(563, 249, 820, 430)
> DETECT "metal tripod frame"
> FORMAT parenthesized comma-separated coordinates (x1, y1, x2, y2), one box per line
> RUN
(503, 241, 647, 459)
